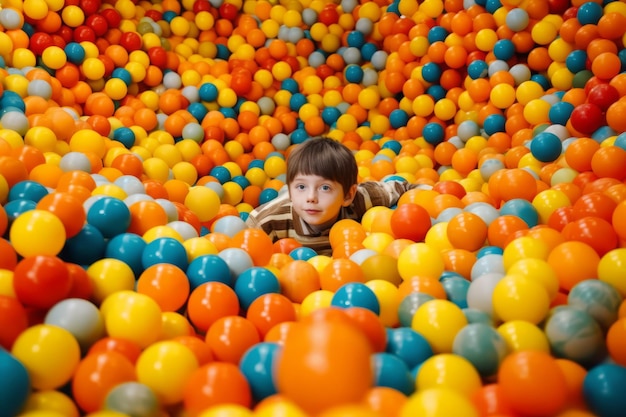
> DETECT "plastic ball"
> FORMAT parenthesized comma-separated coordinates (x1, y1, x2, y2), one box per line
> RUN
(11, 324, 80, 390)
(530, 131, 562, 162)
(0, 348, 30, 417)
(498, 350, 568, 416)
(452, 323, 507, 377)
(136, 340, 199, 406)
(183, 362, 252, 413)
(103, 291, 162, 349)
(275, 318, 373, 415)
(492, 274, 551, 324)
(239, 342, 280, 402)
(416, 353, 482, 397)
(13, 254, 72, 310)
(104, 382, 160, 417)
(10, 209, 66, 257)
(330, 282, 380, 314)
(568, 279, 622, 331)
(234, 267, 280, 311)
(544, 306, 606, 367)
(372, 352, 414, 395)
(583, 363, 626, 417)
(411, 299, 468, 354)
(385, 326, 434, 370)
(136, 263, 190, 312)
(44, 298, 105, 353)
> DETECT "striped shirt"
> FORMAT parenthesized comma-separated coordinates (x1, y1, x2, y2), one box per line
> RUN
(245, 180, 420, 256)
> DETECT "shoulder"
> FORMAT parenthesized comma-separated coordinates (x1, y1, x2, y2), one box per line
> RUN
(245, 192, 292, 227)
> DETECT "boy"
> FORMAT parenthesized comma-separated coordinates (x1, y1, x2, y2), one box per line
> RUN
(245, 136, 421, 256)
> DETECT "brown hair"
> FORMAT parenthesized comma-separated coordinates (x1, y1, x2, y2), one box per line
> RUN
(286, 136, 358, 195)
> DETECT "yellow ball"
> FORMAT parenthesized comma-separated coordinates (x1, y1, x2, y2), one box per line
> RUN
(41, 46, 67, 70)
(412, 299, 468, 353)
(87, 259, 136, 304)
(397, 242, 445, 281)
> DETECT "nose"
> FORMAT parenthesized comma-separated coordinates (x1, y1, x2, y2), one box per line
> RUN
(306, 189, 317, 203)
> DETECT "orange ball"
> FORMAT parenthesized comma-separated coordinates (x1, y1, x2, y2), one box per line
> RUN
(275, 318, 373, 415)
(498, 350, 568, 417)
(230, 228, 275, 266)
(319, 258, 366, 292)
(137, 263, 190, 312)
(205, 315, 260, 364)
(278, 260, 321, 304)
(446, 212, 488, 252)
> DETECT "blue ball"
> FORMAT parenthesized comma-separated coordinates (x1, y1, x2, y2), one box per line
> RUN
(441, 276, 470, 309)
(427, 26, 448, 43)
(493, 39, 515, 61)
(549, 101, 575, 126)
(584, 363, 626, 417)
(209, 166, 231, 184)
(577, 1, 603, 25)
(421, 62, 442, 83)
(331, 282, 380, 314)
(258, 188, 279, 205)
(8, 180, 48, 203)
(188, 102, 208, 122)
(346, 30, 365, 48)
(476, 245, 503, 258)
(289, 93, 307, 111)
(4, 199, 37, 225)
(566, 50, 588, 73)
(422, 122, 445, 145)
(86, 196, 131, 239)
(452, 322, 507, 377)
(289, 246, 317, 260)
(344, 64, 364, 83)
(105, 233, 147, 277)
(234, 267, 280, 311)
(483, 113, 506, 135)
(372, 353, 415, 395)
(321, 106, 341, 125)
(467, 60, 488, 79)
(499, 198, 539, 227)
(186, 254, 233, 288)
(386, 327, 434, 369)
(59, 223, 106, 266)
(389, 109, 409, 129)
(462, 307, 494, 325)
(361, 42, 378, 61)
(239, 342, 279, 402)
(381, 139, 402, 154)
(281, 78, 299, 93)
(198, 83, 218, 101)
(530, 131, 562, 162)
(112, 127, 136, 149)
(615, 132, 626, 151)
(142, 237, 188, 271)
(0, 349, 30, 417)
(426, 85, 446, 101)
(64, 42, 86, 64)
(111, 67, 132, 85)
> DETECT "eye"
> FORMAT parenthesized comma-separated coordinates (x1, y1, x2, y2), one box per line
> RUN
(320, 184, 332, 192)
(295, 184, 306, 190)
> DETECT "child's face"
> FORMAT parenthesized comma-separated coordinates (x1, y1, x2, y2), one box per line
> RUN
(289, 174, 356, 228)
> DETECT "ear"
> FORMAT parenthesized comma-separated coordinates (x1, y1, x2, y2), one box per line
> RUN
(342, 184, 357, 207)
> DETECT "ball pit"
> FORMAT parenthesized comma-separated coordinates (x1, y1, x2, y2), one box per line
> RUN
(2, 0, 626, 415)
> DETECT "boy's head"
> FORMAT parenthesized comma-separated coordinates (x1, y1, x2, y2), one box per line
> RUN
(286, 136, 358, 195)
(286, 137, 359, 228)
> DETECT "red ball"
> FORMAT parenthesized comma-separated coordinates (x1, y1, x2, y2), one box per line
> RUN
(73, 25, 96, 43)
(55, 25, 75, 44)
(100, 8, 121, 28)
(561, 216, 618, 257)
(144, 10, 163, 21)
(587, 84, 620, 111)
(29, 32, 54, 56)
(13, 255, 72, 310)
(548, 0, 570, 14)
(85, 14, 109, 37)
(147, 46, 168, 68)
(390, 203, 432, 242)
(119, 31, 142, 52)
(193, 0, 211, 13)
(79, 0, 101, 15)
(0, 295, 28, 350)
(319, 5, 340, 25)
(219, 2, 239, 20)
(570, 103, 605, 135)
